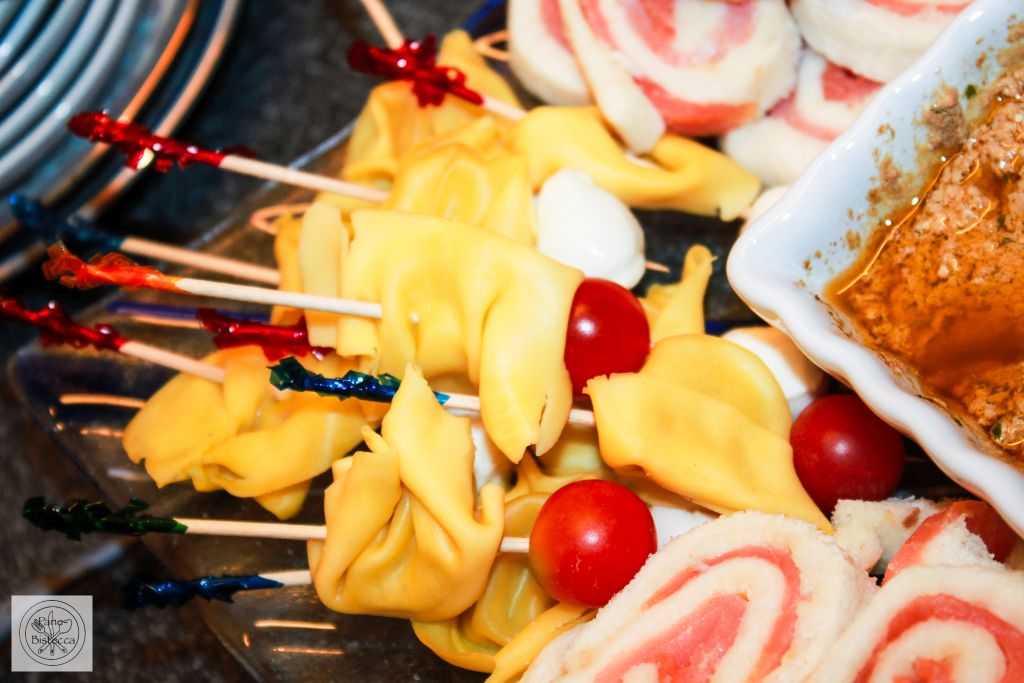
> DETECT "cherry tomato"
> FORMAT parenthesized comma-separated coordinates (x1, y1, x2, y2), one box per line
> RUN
(564, 278, 650, 397)
(791, 394, 905, 514)
(529, 480, 657, 608)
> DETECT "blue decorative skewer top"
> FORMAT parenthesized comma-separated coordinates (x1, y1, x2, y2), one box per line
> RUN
(8, 194, 124, 253)
(268, 357, 450, 404)
(123, 574, 285, 609)
(106, 300, 272, 324)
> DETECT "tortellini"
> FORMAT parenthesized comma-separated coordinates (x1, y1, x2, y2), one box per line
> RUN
(642, 244, 715, 342)
(307, 366, 504, 621)
(413, 456, 593, 681)
(385, 134, 535, 245)
(513, 106, 759, 219)
(342, 30, 522, 188)
(122, 348, 372, 519)
(301, 209, 583, 462)
(588, 335, 830, 530)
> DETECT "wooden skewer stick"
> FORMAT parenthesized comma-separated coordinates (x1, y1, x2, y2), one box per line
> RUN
(119, 236, 280, 285)
(358, 0, 404, 50)
(170, 517, 531, 553)
(173, 277, 386, 319)
(118, 341, 225, 383)
(23, 497, 532, 554)
(443, 392, 595, 429)
(67, 112, 388, 204)
(217, 155, 388, 203)
(9, 194, 282, 285)
(0, 297, 227, 383)
(43, 246, 391, 321)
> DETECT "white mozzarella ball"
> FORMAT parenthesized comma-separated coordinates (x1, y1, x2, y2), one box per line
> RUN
(536, 169, 646, 288)
(723, 325, 827, 417)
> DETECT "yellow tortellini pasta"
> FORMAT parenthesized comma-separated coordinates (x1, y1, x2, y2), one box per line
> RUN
(513, 106, 759, 219)
(342, 31, 522, 187)
(413, 456, 593, 681)
(122, 348, 372, 519)
(307, 366, 504, 621)
(300, 209, 583, 462)
(588, 335, 829, 530)
(385, 137, 535, 245)
(642, 244, 715, 342)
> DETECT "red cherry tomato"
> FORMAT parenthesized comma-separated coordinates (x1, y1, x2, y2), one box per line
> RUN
(529, 480, 657, 608)
(791, 394, 905, 515)
(564, 279, 650, 397)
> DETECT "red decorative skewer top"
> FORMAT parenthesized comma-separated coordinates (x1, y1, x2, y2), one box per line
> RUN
(67, 111, 252, 172)
(42, 243, 180, 292)
(0, 299, 125, 351)
(196, 308, 332, 361)
(347, 36, 484, 107)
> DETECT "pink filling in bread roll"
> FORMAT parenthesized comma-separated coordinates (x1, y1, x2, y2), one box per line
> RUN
(509, 0, 800, 136)
(811, 566, 1024, 682)
(791, 0, 968, 82)
(722, 50, 881, 186)
(524, 512, 876, 682)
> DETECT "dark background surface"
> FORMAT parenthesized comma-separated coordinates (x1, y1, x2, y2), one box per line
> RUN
(1, 0, 477, 679)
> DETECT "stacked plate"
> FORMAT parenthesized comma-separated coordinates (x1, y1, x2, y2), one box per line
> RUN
(0, 0, 241, 279)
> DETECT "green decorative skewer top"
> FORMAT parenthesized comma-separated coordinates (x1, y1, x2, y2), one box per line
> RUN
(22, 497, 187, 540)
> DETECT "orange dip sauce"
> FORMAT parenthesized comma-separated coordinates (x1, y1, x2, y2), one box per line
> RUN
(829, 69, 1024, 456)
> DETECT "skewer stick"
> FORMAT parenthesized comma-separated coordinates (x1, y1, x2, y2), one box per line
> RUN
(217, 155, 388, 203)
(443, 391, 595, 428)
(358, 0, 404, 50)
(136, 517, 531, 553)
(119, 341, 225, 383)
(9, 194, 281, 285)
(0, 298, 226, 382)
(43, 244, 390, 320)
(119, 236, 280, 285)
(174, 277, 385, 319)
(269, 357, 597, 428)
(67, 112, 388, 203)
(24, 496, 530, 552)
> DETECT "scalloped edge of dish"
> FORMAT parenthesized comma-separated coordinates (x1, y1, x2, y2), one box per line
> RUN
(728, 0, 1024, 534)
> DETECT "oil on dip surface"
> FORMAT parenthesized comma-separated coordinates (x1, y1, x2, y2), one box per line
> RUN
(830, 66, 1024, 457)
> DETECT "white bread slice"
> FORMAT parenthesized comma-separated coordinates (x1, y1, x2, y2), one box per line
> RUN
(507, 0, 591, 105)
(791, 0, 965, 82)
(832, 497, 944, 574)
(810, 565, 1024, 683)
(557, 0, 665, 153)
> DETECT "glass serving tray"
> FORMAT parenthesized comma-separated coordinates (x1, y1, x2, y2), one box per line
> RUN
(7, 2, 970, 680)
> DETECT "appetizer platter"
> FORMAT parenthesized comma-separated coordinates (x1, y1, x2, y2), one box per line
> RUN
(6, 0, 1024, 680)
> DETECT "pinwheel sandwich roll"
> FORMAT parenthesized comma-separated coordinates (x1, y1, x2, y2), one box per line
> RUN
(790, 0, 966, 83)
(832, 497, 944, 574)
(525, 511, 877, 682)
(722, 50, 881, 187)
(810, 565, 1024, 682)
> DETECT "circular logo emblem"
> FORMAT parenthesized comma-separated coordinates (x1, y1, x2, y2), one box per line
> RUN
(18, 600, 87, 667)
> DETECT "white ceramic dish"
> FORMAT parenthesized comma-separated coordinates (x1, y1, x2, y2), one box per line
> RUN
(728, 0, 1024, 534)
